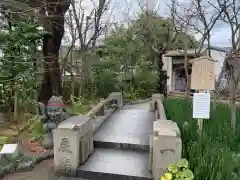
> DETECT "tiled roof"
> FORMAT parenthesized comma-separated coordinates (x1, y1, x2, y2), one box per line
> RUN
(164, 45, 232, 57)
(164, 49, 201, 57)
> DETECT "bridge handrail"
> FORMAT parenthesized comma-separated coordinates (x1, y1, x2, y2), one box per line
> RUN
(151, 94, 167, 120)
(86, 98, 113, 117)
(86, 92, 123, 118)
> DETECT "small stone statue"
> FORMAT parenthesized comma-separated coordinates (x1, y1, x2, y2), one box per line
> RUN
(38, 96, 70, 149)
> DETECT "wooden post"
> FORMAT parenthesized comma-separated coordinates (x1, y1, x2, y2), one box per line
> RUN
(198, 118, 203, 133)
(198, 89, 204, 133)
(190, 56, 215, 134)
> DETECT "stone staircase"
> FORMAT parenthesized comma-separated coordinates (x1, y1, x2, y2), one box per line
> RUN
(75, 105, 154, 180)
(56, 93, 182, 180)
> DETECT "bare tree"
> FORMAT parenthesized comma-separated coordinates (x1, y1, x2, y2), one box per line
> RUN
(193, 0, 223, 56)
(168, 0, 224, 99)
(70, 0, 110, 96)
(62, 9, 79, 96)
(175, 0, 240, 130)
(168, 0, 195, 98)
(144, 0, 195, 97)
(171, 0, 223, 54)
(213, 0, 240, 130)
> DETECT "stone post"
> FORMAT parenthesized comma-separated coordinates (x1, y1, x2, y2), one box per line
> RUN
(53, 115, 93, 176)
(150, 93, 164, 115)
(97, 105, 105, 116)
(151, 120, 182, 180)
(108, 92, 123, 107)
(150, 94, 166, 120)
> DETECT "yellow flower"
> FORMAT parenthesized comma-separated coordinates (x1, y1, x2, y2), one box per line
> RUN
(165, 173, 173, 180)
(160, 176, 166, 180)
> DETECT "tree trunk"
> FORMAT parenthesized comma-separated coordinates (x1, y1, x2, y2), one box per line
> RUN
(38, 25, 62, 104)
(184, 52, 190, 99)
(184, 28, 190, 99)
(82, 54, 90, 94)
(185, 74, 190, 99)
(77, 49, 88, 97)
(13, 87, 18, 121)
(38, 0, 70, 105)
(230, 76, 236, 131)
(156, 48, 167, 94)
(230, 98, 236, 131)
(69, 50, 75, 97)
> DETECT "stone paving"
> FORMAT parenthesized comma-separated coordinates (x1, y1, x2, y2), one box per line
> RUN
(94, 106, 154, 149)
(77, 148, 151, 179)
(75, 102, 154, 180)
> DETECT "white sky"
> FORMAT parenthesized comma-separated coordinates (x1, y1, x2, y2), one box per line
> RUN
(64, 0, 232, 47)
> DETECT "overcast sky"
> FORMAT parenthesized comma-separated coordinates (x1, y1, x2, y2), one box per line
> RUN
(65, 0, 232, 47)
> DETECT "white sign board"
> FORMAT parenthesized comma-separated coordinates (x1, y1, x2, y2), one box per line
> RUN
(193, 93, 210, 119)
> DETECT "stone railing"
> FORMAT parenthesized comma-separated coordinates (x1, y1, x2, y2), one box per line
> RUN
(151, 94, 167, 120)
(53, 92, 123, 176)
(149, 93, 182, 180)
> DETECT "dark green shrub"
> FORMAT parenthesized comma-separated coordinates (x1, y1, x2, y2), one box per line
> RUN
(92, 69, 119, 98)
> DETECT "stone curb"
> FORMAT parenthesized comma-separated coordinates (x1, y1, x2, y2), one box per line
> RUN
(0, 151, 54, 178)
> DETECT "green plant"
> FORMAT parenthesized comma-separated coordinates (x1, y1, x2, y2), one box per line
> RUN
(92, 63, 120, 98)
(123, 87, 141, 100)
(28, 115, 44, 140)
(164, 98, 239, 180)
(89, 11, 197, 101)
(0, 136, 8, 150)
(161, 159, 194, 180)
(0, 16, 43, 115)
(69, 95, 90, 115)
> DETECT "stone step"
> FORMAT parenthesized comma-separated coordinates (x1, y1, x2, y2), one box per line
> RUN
(58, 177, 90, 180)
(77, 148, 152, 180)
(93, 140, 149, 152)
(93, 109, 154, 152)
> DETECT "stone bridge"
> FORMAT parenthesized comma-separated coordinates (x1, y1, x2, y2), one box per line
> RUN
(54, 93, 182, 180)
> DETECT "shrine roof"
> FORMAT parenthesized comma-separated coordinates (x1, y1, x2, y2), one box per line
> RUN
(164, 49, 201, 57)
(189, 56, 217, 63)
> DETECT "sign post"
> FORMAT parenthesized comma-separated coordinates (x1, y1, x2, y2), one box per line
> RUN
(193, 90, 210, 132)
(190, 56, 216, 133)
